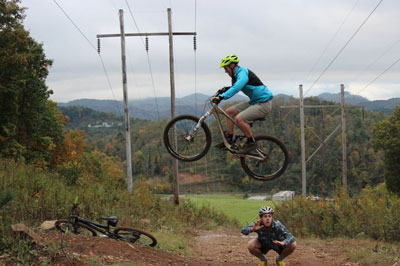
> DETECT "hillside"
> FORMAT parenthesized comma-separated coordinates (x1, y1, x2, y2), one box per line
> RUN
(318, 92, 400, 114)
(58, 92, 398, 120)
(58, 93, 248, 120)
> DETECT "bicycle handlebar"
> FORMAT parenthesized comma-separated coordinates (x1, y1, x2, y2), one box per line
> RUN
(212, 86, 230, 98)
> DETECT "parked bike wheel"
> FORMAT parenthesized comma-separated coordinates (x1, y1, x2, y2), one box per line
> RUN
(240, 135, 289, 181)
(55, 219, 97, 237)
(114, 227, 157, 247)
(163, 115, 212, 162)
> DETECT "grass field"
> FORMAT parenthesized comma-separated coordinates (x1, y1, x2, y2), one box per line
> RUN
(184, 194, 276, 226)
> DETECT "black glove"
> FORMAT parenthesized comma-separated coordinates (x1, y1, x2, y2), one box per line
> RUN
(217, 86, 230, 95)
(211, 95, 223, 104)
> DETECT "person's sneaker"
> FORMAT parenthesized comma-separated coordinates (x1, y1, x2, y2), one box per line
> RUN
(214, 133, 233, 149)
(214, 141, 227, 149)
(238, 141, 258, 154)
(257, 261, 267, 266)
(276, 259, 286, 266)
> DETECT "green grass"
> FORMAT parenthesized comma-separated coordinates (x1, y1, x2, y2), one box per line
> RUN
(184, 194, 276, 226)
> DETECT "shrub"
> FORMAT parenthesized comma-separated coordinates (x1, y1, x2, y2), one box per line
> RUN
(276, 183, 400, 241)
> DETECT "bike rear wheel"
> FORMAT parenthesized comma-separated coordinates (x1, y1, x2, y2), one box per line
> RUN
(114, 227, 157, 247)
(240, 135, 289, 181)
(55, 219, 97, 237)
(163, 115, 212, 162)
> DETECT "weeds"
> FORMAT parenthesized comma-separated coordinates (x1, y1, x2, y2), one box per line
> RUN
(0, 159, 235, 263)
(276, 183, 400, 241)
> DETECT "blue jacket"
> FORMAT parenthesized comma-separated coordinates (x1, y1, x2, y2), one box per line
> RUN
(241, 220, 295, 247)
(220, 66, 273, 105)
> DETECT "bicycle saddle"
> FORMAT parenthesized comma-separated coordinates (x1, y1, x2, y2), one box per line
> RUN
(101, 216, 118, 227)
(249, 117, 266, 127)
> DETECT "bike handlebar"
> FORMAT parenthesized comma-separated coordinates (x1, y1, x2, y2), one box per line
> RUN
(212, 86, 230, 97)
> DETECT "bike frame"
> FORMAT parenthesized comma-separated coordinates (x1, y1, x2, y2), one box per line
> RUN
(68, 205, 115, 237)
(193, 101, 266, 160)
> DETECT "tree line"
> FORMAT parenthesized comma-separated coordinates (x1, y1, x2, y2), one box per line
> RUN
(1, 0, 398, 197)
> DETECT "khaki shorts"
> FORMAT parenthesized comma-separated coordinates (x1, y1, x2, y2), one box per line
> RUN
(233, 101, 272, 123)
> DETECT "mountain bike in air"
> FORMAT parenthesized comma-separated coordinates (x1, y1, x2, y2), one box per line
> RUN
(163, 88, 289, 181)
(55, 197, 157, 247)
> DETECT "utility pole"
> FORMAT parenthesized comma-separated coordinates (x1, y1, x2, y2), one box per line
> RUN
(281, 84, 360, 196)
(299, 85, 307, 197)
(340, 84, 347, 193)
(99, 9, 133, 192)
(97, 8, 196, 204)
(167, 8, 180, 205)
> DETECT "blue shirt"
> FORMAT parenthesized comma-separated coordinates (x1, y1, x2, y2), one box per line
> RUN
(220, 66, 273, 105)
(241, 220, 295, 247)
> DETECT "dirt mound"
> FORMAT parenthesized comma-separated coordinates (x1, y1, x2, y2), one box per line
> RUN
(6, 228, 396, 265)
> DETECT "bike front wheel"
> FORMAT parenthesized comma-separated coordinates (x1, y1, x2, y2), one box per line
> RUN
(114, 227, 157, 247)
(163, 115, 212, 162)
(55, 219, 97, 237)
(240, 135, 289, 181)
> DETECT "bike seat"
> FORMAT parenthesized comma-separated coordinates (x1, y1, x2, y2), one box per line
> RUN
(101, 216, 118, 227)
(249, 117, 266, 127)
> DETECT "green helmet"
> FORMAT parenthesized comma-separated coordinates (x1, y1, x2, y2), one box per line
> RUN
(220, 54, 239, 68)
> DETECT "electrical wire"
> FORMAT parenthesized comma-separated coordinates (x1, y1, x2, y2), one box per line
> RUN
(356, 55, 400, 95)
(304, 0, 384, 97)
(305, 0, 360, 84)
(194, 0, 198, 116)
(52, 0, 123, 120)
(124, 0, 161, 120)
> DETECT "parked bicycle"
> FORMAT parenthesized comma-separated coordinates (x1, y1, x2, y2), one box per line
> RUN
(163, 88, 289, 181)
(55, 198, 157, 247)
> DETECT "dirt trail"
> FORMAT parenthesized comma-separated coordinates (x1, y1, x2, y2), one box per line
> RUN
(31, 229, 395, 265)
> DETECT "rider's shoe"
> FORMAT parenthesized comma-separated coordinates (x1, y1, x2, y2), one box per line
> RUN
(238, 141, 258, 154)
(214, 141, 228, 149)
(257, 261, 267, 266)
(214, 133, 233, 149)
(276, 259, 286, 266)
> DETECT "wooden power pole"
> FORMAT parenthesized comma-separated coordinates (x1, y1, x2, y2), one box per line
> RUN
(97, 8, 196, 203)
(299, 85, 307, 197)
(280, 84, 358, 196)
(340, 84, 348, 193)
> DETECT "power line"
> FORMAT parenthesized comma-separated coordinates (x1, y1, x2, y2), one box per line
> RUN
(305, 0, 360, 84)
(194, 0, 198, 116)
(124, 0, 161, 120)
(304, 0, 384, 97)
(356, 55, 400, 95)
(52, 0, 123, 119)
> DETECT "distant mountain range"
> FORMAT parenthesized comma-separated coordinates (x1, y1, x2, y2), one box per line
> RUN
(318, 92, 399, 114)
(58, 92, 399, 120)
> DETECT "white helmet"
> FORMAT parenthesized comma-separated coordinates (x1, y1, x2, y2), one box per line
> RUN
(259, 206, 274, 216)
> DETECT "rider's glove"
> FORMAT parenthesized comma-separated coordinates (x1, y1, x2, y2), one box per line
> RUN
(211, 95, 223, 104)
(217, 86, 230, 95)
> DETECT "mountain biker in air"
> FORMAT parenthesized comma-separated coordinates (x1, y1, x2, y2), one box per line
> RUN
(241, 206, 296, 266)
(212, 54, 274, 154)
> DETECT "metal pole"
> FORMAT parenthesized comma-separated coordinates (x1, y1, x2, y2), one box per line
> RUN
(168, 8, 179, 205)
(299, 85, 306, 197)
(119, 9, 133, 192)
(341, 84, 347, 193)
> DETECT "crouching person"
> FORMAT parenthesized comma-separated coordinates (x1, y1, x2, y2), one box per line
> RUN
(241, 206, 296, 266)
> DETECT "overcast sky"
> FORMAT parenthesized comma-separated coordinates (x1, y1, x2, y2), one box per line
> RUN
(21, 0, 400, 102)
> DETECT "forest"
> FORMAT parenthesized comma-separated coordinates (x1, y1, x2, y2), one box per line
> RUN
(59, 97, 390, 197)
(1, 0, 398, 199)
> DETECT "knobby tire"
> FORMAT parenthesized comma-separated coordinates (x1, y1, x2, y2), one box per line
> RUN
(114, 227, 157, 247)
(240, 135, 289, 181)
(55, 219, 97, 236)
(163, 115, 212, 162)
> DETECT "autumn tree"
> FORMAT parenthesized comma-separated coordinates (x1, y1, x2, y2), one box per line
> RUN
(0, 0, 64, 166)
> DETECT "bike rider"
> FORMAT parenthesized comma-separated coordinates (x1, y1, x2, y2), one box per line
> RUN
(241, 206, 296, 266)
(212, 54, 274, 153)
